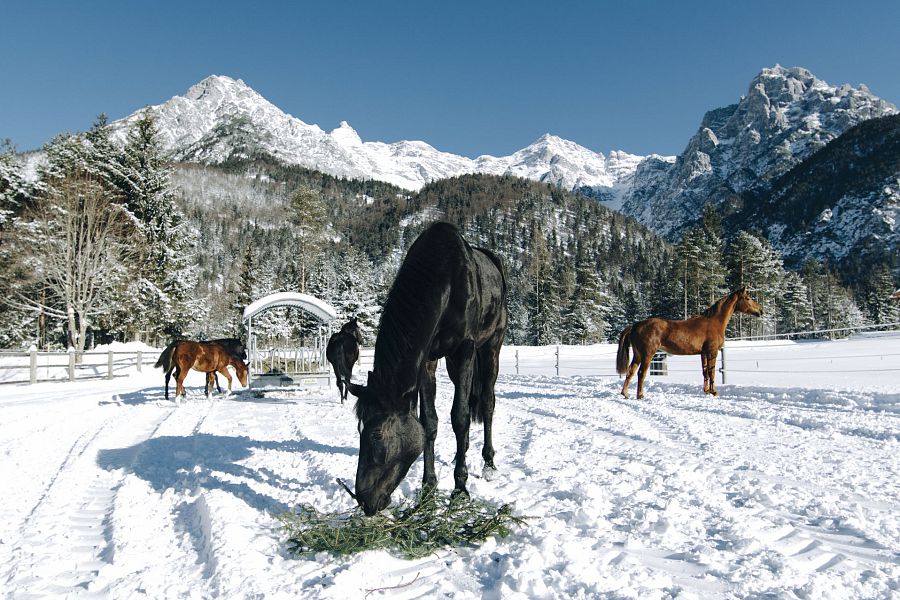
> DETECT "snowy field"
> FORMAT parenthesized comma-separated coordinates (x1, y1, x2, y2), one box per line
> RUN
(2, 335, 899, 599)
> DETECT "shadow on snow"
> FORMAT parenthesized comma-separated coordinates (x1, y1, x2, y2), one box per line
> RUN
(97, 434, 357, 513)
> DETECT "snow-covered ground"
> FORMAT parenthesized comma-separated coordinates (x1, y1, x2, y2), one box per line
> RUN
(2, 336, 899, 599)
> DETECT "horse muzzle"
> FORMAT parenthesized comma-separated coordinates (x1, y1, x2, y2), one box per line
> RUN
(358, 492, 390, 516)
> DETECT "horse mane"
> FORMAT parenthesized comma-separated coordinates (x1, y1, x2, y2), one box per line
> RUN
(368, 223, 462, 413)
(700, 290, 738, 317)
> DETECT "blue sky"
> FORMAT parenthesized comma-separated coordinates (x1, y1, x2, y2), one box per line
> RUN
(2, 1, 898, 157)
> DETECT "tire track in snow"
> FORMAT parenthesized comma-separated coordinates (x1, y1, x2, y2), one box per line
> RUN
(607, 383, 900, 580)
(2, 402, 181, 597)
(489, 376, 898, 593)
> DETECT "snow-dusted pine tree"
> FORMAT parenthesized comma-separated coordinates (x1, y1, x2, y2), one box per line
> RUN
(108, 110, 202, 341)
(777, 271, 814, 333)
(562, 255, 608, 344)
(726, 231, 785, 337)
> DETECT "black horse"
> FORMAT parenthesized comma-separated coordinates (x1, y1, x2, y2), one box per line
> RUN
(155, 338, 247, 399)
(345, 222, 507, 515)
(326, 317, 363, 404)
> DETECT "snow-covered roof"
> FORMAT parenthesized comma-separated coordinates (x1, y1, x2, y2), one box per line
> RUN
(242, 292, 338, 323)
(892, 289, 900, 300)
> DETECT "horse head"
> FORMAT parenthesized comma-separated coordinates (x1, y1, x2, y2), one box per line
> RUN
(341, 317, 364, 344)
(736, 287, 763, 317)
(232, 358, 250, 388)
(346, 373, 424, 515)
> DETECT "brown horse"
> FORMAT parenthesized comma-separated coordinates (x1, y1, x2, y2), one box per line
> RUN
(155, 338, 246, 399)
(168, 340, 249, 401)
(616, 287, 762, 399)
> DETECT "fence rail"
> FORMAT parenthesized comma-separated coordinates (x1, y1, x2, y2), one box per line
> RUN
(4, 322, 899, 386)
(0, 347, 156, 385)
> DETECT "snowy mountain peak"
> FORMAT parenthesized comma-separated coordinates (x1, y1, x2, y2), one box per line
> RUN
(185, 75, 250, 100)
(331, 121, 363, 148)
(621, 65, 897, 240)
(110, 76, 645, 192)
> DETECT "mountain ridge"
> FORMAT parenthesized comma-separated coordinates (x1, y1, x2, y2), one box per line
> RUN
(110, 74, 647, 194)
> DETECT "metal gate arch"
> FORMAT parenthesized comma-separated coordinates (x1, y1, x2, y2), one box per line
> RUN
(241, 292, 339, 384)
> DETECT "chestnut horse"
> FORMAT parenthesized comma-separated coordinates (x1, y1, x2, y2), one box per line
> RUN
(155, 338, 246, 399)
(167, 340, 249, 402)
(326, 317, 363, 404)
(617, 287, 762, 399)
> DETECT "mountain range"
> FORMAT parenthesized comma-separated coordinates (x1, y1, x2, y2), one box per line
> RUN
(106, 66, 898, 272)
(110, 75, 646, 195)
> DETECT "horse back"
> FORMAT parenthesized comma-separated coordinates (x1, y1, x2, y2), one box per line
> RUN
(635, 317, 713, 356)
(173, 340, 230, 372)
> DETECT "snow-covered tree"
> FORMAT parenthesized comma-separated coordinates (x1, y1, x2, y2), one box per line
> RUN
(107, 110, 202, 341)
(289, 184, 328, 293)
(562, 256, 608, 344)
(676, 206, 726, 319)
(777, 271, 814, 333)
(11, 172, 133, 353)
(861, 264, 899, 325)
(726, 230, 784, 337)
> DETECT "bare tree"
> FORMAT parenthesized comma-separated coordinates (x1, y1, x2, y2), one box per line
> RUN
(10, 172, 133, 353)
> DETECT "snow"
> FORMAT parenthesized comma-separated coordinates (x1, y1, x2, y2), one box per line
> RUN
(2, 335, 899, 598)
(106, 76, 647, 193)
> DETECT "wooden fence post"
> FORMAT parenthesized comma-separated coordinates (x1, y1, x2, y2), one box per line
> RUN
(107, 350, 114, 380)
(68, 347, 76, 381)
(29, 345, 37, 384)
(136, 350, 143, 373)
(515, 349, 519, 375)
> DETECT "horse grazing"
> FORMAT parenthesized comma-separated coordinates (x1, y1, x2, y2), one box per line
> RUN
(155, 338, 248, 400)
(326, 317, 363, 404)
(617, 287, 762, 399)
(344, 222, 507, 516)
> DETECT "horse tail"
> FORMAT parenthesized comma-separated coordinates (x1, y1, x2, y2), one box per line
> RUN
(155, 341, 177, 370)
(335, 343, 353, 385)
(616, 326, 633, 376)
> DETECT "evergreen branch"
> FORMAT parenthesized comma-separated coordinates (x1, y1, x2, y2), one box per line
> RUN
(276, 489, 529, 560)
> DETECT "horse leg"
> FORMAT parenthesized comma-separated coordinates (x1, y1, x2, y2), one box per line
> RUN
(621, 360, 639, 398)
(165, 367, 173, 400)
(477, 341, 501, 478)
(446, 341, 476, 498)
(701, 354, 710, 394)
(205, 372, 214, 398)
(218, 366, 233, 396)
(175, 368, 188, 404)
(707, 349, 719, 396)
(331, 363, 343, 403)
(419, 360, 439, 491)
(636, 355, 652, 400)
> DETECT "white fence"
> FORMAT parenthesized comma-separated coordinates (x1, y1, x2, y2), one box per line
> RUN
(0, 347, 158, 385)
(354, 327, 900, 390)
(4, 323, 899, 390)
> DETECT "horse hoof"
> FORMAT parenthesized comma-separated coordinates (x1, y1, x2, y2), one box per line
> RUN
(620, 392, 629, 399)
(483, 464, 498, 481)
(450, 488, 470, 502)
